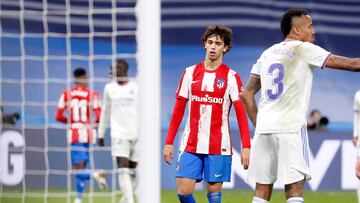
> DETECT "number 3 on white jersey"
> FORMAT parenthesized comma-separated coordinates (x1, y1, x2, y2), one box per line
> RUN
(265, 63, 284, 101)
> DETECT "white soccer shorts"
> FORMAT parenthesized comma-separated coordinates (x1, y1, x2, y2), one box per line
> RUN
(247, 126, 311, 185)
(111, 137, 138, 162)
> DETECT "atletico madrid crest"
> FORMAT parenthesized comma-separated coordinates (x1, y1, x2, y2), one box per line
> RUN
(216, 78, 225, 89)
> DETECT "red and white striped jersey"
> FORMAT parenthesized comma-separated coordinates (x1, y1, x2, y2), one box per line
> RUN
(173, 62, 247, 155)
(55, 86, 101, 144)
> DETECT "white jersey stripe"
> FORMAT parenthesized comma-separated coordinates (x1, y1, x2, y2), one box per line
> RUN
(201, 72, 215, 92)
(196, 104, 212, 154)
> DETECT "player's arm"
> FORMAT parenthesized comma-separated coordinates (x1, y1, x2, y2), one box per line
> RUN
(98, 88, 110, 147)
(240, 75, 261, 127)
(356, 158, 360, 179)
(326, 55, 360, 72)
(163, 97, 187, 165)
(93, 92, 101, 123)
(55, 93, 68, 123)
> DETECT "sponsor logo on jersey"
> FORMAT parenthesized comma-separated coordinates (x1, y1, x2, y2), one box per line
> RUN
(191, 94, 223, 104)
(216, 78, 225, 89)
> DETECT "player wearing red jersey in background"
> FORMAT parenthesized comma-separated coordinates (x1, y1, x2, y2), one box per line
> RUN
(56, 68, 107, 203)
(163, 25, 251, 203)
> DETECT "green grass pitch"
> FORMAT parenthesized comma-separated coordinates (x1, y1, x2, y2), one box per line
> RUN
(0, 190, 357, 202)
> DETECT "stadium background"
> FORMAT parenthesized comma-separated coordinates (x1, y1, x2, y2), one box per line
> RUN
(1, 0, 360, 201)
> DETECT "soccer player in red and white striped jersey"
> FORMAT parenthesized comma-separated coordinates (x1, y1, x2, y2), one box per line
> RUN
(163, 25, 251, 203)
(55, 68, 106, 203)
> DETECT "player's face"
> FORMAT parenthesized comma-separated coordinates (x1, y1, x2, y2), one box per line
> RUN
(204, 35, 228, 61)
(299, 15, 315, 43)
(75, 76, 88, 86)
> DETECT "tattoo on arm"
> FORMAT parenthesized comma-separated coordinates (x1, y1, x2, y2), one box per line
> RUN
(241, 76, 261, 127)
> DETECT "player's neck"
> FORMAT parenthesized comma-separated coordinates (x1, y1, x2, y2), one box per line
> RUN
(204, 58, 223, 71)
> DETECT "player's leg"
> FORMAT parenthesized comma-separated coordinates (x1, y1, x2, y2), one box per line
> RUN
(71, 143, 90, 203)
(111, 137, 134, 203)
(176, 152, 204, 203)
(203, 154, 231, 203)
(247, 133, 277, 202)
(355, 157, 360, 203)
(117, 157, 134, 203)
(278, 127, 311, 203)
(129, 140, 139, 191)
(285, 179, 305, 203)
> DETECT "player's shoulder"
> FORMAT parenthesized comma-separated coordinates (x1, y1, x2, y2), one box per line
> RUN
(355, 90, 360, 98)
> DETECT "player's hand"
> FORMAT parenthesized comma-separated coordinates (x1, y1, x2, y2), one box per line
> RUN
(353, 136, 359, 147)
(356, 158, 360, 179)
(241, 148, 250, 170)
(163, 144, 174, 165)
(98, 138, 105, 147)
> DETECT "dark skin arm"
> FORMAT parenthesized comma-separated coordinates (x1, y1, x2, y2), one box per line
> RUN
(240, 76, 261, 127)
(326, 55, 360, 72)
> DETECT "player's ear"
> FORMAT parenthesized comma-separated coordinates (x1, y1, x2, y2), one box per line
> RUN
(223, 45, 228, 53)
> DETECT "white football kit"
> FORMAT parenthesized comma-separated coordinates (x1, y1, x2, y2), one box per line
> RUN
(354, 90, 360, 157)
(98, 80, 138, 160)
(247, 40, 331, 184)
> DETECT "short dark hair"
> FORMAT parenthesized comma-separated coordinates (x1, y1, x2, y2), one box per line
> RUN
(73, 67, 86, 78)
(201, 25, 233, 53)
(280, 9, 308, 38)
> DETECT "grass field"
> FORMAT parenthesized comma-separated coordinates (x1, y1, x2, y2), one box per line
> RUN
(0, 190, 357, 203)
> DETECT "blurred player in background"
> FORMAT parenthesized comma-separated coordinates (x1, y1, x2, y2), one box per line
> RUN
(353, 90, 360, 203)
(98, 59, 138, 203)
(55, 67, 107, 203)
(241, 8, 360, 203)
(163, 25, 251, 203)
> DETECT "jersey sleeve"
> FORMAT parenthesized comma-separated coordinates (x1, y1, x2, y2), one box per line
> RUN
(93, 91, 101, 123)
(299, 42, 331, 69)
(98, 85, 110, 139)
(55, 91, 68, 123)
(229, 72, 243, 102)
(176, 68, 191, 100)
(250, 56, 262, 78)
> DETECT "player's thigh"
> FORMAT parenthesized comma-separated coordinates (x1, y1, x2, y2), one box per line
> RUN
(70, 143, 90, 167)
(277, 127, 311, 184)
(203, 154, 231, 183)
(176, 151, 204, 182)
(247, 133, 277, 184)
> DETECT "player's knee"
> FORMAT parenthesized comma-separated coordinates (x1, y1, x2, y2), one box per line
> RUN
(117, 157, 130, 168)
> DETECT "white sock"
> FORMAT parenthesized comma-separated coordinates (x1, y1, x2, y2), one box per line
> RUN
(357, 181, 360, 203)
(129, 168, 138, 190)
(118, 168, 134, 203)
(74, 198, 82, 203)
(252, 196, 269, 203)
(287, 197, 304, 203)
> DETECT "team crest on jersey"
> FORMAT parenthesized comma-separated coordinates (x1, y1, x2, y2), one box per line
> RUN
(216, 78, 225, 89)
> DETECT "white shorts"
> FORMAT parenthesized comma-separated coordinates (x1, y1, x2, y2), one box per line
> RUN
(247, 126, 311, 185)
(111, 137, 138, 162)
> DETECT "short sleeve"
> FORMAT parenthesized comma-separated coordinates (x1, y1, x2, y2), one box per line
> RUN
(57, 91, 66, 109)
(299, 42, 331, 69)
(176, 68, 192, 100)
(229, 72, 243, 102)
(250, 57, 261, 78)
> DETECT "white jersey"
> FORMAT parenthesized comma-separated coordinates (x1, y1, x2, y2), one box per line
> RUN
(98, 80, 138, 140)
(251, 40, 331, 133)
(354, 90, 360, 138)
